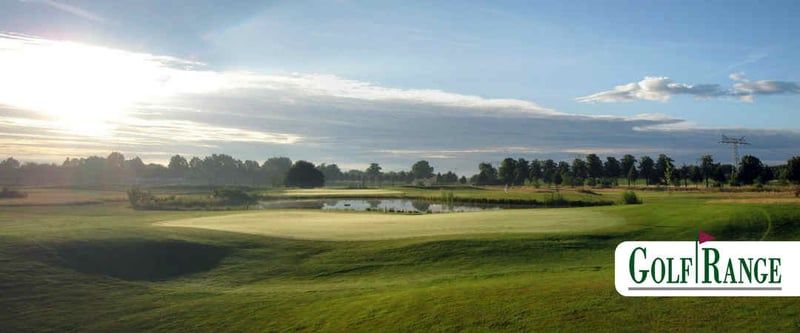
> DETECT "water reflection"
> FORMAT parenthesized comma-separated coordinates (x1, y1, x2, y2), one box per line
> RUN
(258, 199, 499, 213)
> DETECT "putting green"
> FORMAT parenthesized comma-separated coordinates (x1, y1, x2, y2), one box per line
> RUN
(158, 209, 623, 241)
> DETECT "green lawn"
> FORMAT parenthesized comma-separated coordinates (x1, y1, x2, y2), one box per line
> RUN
(159, 208, 624, 240)
(1, 188, 800, 332)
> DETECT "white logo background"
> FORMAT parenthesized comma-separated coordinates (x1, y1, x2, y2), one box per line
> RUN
(615, 241, 800, 296)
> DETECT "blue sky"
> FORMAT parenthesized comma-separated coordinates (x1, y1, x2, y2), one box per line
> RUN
(1, 0, 799, 172)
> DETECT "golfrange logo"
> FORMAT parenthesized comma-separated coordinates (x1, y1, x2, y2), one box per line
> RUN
(615, 231, 800, 296)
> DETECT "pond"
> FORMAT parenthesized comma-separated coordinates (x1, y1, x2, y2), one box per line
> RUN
(257, 199, 502, 213)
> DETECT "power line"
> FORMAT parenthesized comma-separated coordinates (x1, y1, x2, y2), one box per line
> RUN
(719, 135, 750, 176)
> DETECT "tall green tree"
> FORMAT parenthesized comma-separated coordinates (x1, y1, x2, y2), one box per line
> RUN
(585, 154, 603, 181)
(411, 160, 434, 180)
(571, 159, 588, 187)
(541, 159, 557, 186)
(365, 163, 383, 185)
(737, 155, 763, 185)
(654, 154, 674, 185)
(285, 160, 324, 188)
(498, 158, 517, 185)
(514, 158, 530, 185)
(786, 156, 800, 184)
(168, 154, 189, 178)
(477, 162, 498, 185)
(700, 155, 715, 188)
(620, 155, 637, 187)
(263, 157, 292, 187)
(0, 157, 21, 185)
(639, 156, 655, 186)
(317, 163, 343, 184)
(603, 156, 621, 185)
(529, 159, 543, 182)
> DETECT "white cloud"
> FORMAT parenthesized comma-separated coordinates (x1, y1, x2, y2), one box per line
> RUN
(577, 73, 800, 103)
(729, 72, 746, 81)
(575, 76, 722, 103)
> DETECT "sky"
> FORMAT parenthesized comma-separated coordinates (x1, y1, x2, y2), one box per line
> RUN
(1, 0, 799, 172)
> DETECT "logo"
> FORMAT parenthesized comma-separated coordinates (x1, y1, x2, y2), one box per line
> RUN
(615, 231, 800, 296)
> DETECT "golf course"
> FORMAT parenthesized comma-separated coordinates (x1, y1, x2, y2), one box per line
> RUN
(2, 186, 800, 332)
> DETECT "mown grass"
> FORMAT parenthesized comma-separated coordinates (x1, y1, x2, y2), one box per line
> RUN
(1, 188, 800, 332)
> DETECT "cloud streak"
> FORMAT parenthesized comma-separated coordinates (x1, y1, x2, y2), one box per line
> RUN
(20, 0, 106, 23)
(576, 73, 800, 103)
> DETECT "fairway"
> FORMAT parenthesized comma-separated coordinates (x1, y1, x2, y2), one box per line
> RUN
(159, 209, 623, 240)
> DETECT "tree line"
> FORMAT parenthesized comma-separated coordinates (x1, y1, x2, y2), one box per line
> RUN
(0, 154, 452, 187)
(1, 152, 799, 188)
(474, 154, 800, 188)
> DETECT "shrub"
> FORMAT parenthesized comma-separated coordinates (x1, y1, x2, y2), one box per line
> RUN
(0, 187, 27, 199)
(621, 191, 642, 205)
(213, 187, 257, 206)
(126, 187, 153, 208)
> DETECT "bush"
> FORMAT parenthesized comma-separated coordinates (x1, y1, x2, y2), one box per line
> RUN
(621, 191, 642, 205)
(213, 187, 257, 206)
(127, 187, 153, 208)
(0, 187, 27, 199)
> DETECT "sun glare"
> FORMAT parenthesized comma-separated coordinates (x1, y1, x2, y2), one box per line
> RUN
(0, 35, 222, 136)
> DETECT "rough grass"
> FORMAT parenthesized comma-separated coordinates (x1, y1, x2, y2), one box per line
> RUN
(0, 187, 126, 206)
(158, 209, 624, 241)
(2, 188, 800, 332)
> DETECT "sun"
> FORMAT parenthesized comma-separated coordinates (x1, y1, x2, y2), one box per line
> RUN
(0, 35, 187, 135)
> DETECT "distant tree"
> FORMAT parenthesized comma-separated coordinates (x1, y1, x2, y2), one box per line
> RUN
(555, 160, 571, 188)
(365, 163, 383, 185)
(125, 157, 146, 181)
(620, 155, 637, 187)
(585, 154, 603, 181)
(498, 158, 517, 185)
(345, 169, 366, 186)
(263, 157, 292, 187)
(514, 158, 530, 185)
(626, 164, 639, 187)
(689, 165, 703, 185)
(104, 152, 126, 184)
(202, 154, 241, 185)
(711, 163, 728, 186)
(700, 155, 714, 188)
(447, 171, 459, 184)
(678, 164, 690, 187)
(476, 162, 498, 185)
(759, 165, 775, 184)
(411, 160, 434, 180)
(737, 155, 763, 185)
(529, 159, 543, 183)
(603, 156, 621, 185)
(317, 163, 343, 184)
(639, 156, 655, 186)
(242, 160, 262, 186)
(654, 154, 674, 185)
(459, 175, 467, 184)
(786, 156, 800, 184)
(0, 157, 21, 185)
(541, 159, 557, 187)
(285, 161, 324, 188)
(571, 159, 587, 186)
(168, 154, 189, 178)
